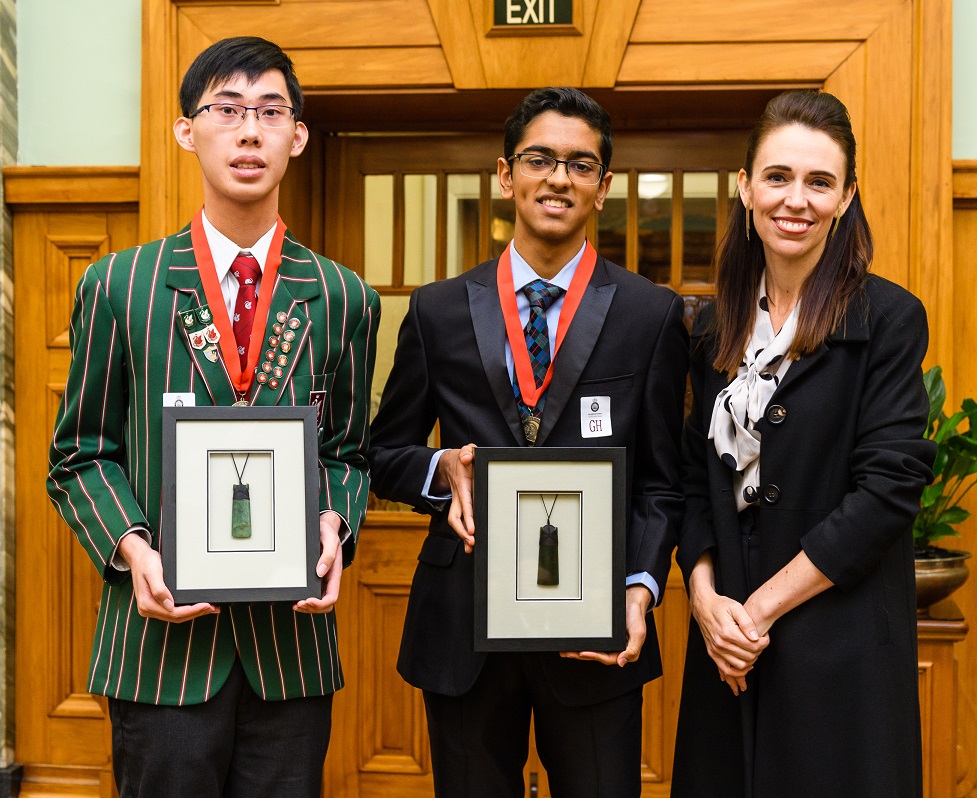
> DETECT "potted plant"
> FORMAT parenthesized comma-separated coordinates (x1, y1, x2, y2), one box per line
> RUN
(914, 366, 975, 614)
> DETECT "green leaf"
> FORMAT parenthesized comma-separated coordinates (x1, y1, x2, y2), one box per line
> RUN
(919, 482, 944, 507)
(927, 522, 959, 542)
(938, 506, 971, 525)
(934, 410, 966, 443)
(943, 437, 977, 481)
(923, 367, 945, 434)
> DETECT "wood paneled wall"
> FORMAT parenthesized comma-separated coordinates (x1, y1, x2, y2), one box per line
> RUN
(949, 160, 977, 798)
(4, 0, 964, 795)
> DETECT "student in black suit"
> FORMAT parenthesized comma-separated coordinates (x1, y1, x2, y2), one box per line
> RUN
(368, 87, 688, 798)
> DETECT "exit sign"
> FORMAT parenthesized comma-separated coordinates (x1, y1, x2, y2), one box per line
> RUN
(494, 0, 573, 26)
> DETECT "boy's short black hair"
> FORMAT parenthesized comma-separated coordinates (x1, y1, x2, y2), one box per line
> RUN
(503, 87, 612, 166)
(179, 36, 304, 120)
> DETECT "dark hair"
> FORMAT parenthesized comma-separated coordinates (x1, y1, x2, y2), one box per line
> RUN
(711, 89, 873, 376)
(503, 87, 612, 166)
(179, 37, 304, 120)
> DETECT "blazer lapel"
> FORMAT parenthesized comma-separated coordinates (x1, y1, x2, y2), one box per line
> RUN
(250, 246, 321, 407)
(165, 231, 237, 406)
(535, 258, 616, 446)
(468, 261, 524, 445)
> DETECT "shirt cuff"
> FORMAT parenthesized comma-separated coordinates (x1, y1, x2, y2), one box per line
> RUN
(626, 572, 660, 606)
(421, 449, 452, 500)
(110, 526, 152, 572)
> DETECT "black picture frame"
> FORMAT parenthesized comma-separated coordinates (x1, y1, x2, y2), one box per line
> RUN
(473, 446, 626, 651)
(161, 405, 320, 603)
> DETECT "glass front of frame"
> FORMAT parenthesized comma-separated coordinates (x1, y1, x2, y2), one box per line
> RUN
(474, 447, 626, 651)
(161, 406, 320, 603)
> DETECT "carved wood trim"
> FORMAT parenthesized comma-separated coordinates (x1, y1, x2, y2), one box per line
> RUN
(44, 235, 110, 348)
(953, 160, 977, 201)
(2, 166, 139, 207)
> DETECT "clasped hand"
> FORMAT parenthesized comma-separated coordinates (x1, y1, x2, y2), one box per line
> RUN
(690, 585, 770, 696)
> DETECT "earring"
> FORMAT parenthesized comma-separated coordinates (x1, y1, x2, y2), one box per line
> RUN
(745, 204, 751, 242)
(828, 207, 843, 239)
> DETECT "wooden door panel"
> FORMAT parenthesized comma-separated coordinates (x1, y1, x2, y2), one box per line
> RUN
(13, 190, 138, 797)
(357, 583, 427, 775)
(43, 232, 109, 348)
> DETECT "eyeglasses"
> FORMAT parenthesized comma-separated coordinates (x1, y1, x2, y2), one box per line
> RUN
(510, 152, 607, 185)
(191, 103, 297, 129)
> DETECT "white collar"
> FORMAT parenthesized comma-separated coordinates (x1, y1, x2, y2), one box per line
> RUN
(509, 240, 585, 293)
(200, 209, 277, 281)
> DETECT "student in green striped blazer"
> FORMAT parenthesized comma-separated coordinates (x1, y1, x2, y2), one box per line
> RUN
(47, 36, 379, 798)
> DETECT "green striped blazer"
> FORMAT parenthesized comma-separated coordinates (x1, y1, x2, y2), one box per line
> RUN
(47, 222, 379, 705)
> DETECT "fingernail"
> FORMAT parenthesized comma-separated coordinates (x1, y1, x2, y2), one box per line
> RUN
(748, 631, 759, 640)
(316, 564, 326, 577)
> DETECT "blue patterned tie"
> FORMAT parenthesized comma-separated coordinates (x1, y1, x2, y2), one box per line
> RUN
(514, 279, 564, 442)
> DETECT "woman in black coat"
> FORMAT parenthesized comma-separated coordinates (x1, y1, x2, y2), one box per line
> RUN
(671, 90, 936, 798)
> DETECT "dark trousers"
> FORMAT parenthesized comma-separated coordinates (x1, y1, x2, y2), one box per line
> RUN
(108, 658, 333, 798)
(423, 652, 643, 798)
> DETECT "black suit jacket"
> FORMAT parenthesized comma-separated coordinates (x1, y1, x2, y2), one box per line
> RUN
(369, 254, 688, 705)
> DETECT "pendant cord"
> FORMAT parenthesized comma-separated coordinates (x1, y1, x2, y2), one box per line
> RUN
(539, 493, 558, 524)
(230, 452, 250, 486)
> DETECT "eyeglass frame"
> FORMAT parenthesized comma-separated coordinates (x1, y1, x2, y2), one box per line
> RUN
(508, 152, 609, 185)
(190, 103, 298, 129)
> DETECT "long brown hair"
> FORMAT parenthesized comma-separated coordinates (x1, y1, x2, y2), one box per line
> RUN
(711, 90, 873, 377)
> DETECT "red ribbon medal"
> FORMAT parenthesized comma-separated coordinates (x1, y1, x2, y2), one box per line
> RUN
(190, 208, 286, 395)
(497, 240, 597, 410)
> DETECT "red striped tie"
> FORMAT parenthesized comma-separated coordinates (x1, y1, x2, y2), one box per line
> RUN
(230, 251, 260, 370)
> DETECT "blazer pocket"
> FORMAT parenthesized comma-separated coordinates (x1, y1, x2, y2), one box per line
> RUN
(575, 373, 634, 394)
(417, 534, 460, 567)
(292, 372, 335, 404)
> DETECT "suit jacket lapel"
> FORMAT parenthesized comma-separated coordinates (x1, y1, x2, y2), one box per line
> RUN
(468, 261, 524, 445)
(165, 230, 237, 406)
(772, 294, 871, 397)
(535, 258, 616, 446)
(250, 240, 322, 407)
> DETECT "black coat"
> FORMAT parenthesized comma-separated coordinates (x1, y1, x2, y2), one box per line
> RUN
(368, 255, 688, 706)
(671, 276, 935, 798)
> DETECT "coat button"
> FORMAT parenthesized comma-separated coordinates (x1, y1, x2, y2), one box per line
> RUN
(766, 404, 787, 424)
(762, 484, 781, 504)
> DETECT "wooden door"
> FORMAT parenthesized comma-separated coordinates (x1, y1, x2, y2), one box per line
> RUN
(320, 131, 746, 797)
(12, 170, 140, 797)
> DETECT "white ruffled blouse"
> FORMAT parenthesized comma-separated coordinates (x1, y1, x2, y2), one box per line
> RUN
(708, 274, 798, 512)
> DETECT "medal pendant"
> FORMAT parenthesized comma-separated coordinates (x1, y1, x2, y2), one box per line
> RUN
(522, 415, 540, 445)
(537, 523, 559, 586)
(232, 399, 249, 407)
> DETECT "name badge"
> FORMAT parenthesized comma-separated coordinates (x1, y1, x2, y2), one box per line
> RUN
(310, 390, 327, 427)
(580, 396, 612, 438)
(163, 392, 195, 407)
